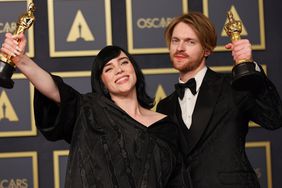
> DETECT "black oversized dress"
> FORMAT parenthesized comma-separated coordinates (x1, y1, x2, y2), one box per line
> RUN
(34, 75, 189, 188)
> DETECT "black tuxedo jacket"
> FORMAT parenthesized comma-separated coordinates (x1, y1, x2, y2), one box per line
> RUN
(157, 68, 282, 188)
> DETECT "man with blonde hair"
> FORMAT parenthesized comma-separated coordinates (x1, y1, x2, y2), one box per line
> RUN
(157, 12, 282, 187)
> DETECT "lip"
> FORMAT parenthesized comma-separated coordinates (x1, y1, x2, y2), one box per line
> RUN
(174, 52, 188, 57)
(115, 75, 129, 84)
(174, 55, 188, 61)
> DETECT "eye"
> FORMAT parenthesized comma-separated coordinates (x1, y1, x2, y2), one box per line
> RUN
(121, 60, 129, 65)
(171, 38, 179, 44)
(186, 40, 198, 46)
(103, 67, 112, 73)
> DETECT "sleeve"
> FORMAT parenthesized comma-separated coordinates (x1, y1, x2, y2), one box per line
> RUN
(242, 64, 282, 130)
(34, 74, 81, 143)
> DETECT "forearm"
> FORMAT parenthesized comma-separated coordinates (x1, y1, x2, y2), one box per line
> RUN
(248, 78, 282, 129)
(16, 55, 61, 103)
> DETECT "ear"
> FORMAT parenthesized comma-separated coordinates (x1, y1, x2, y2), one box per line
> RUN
(103, 86, 109, 96)
(204, 49, 211, 57)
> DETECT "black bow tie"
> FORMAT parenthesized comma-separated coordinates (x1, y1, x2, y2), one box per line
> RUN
(175, 78, 197, 99)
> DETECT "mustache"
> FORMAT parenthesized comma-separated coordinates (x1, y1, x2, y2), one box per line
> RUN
(174, 52, 189, 57)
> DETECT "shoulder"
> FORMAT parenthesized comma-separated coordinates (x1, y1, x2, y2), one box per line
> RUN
(158, 92, 177, 106)
(205, 68, 237, 89)
(156, 92, 178, 114)
(143, 109, 167, 123)
(207, 69, 251, 100)
(80, 93, 112, 109)
(206, 68, 231, 81)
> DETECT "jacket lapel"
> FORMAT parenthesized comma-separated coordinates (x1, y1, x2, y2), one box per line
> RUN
(186, 68, 224, 154)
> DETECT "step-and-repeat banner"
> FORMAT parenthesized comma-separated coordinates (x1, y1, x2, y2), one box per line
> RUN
(0, 0, 277, 187)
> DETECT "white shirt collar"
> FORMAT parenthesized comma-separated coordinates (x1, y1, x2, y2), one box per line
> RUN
(178, 66, 207, 93)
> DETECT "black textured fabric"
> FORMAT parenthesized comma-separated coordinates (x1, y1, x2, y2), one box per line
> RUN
(34, 75, 190, 188)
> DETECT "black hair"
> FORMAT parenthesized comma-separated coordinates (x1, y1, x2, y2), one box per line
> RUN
(91, 45, 154, 109)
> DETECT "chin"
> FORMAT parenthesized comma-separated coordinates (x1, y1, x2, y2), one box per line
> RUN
(173, 63, 189, 71)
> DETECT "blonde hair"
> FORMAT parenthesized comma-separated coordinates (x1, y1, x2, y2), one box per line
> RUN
(165, 12, 217, 52)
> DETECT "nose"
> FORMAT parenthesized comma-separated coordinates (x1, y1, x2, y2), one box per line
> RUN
(176, 41, 185, 51)
(115, 65, 123, 75)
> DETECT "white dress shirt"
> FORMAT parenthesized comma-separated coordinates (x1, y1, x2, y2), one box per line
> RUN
(178, 66, 207, 129)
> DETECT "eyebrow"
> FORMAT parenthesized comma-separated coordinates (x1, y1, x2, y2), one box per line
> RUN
(117, 56, 129, 61)
(104, 56, 129, 67)
(172, 36, 197, 41)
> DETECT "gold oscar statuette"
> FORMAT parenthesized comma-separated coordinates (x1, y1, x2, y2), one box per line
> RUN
(224, 11, 263, 91)
(0, 3, 35, 89)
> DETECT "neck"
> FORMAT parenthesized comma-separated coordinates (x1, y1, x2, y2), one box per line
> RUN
(111, 91, 143, 116)
(180, 61, 206, 82)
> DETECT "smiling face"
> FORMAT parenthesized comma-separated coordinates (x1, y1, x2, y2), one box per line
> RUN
(101, 51, 137, 97)
(169, 22, 210, 75)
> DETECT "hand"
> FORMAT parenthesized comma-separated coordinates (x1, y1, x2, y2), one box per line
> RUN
(0, 33, 27, 65)
(225, 39, 253, 63)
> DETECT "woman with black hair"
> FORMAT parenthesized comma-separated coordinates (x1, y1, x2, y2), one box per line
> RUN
(1, 33, 190, 188)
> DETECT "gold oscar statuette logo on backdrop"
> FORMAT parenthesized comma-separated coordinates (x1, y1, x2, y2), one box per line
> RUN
(224, 11, 263, 91)
(0, 3, 35, 89)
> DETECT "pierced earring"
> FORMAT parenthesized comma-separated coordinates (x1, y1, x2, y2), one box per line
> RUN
(103, 87, 109, 96)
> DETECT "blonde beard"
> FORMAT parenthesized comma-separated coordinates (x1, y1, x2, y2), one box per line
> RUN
(173, 56, 205, 74)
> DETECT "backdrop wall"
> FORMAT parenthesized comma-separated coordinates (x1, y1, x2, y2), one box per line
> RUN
(0, 0, 281, 188)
